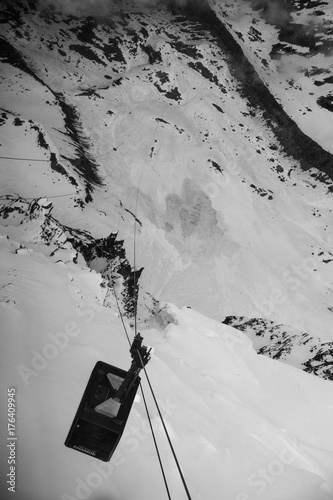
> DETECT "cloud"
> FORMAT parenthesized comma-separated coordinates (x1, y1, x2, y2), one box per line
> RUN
(40, 0, 122, 16)
(251, 0, 291, 27)
(35, 0, 158, 16)
(36, 0, 200, 17)
(37, 0, 186, 16)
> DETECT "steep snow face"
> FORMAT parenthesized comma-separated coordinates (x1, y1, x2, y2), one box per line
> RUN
(2, 0, 333, 340)
(209, 0, 333, 154)
(1, 227, 333, 500)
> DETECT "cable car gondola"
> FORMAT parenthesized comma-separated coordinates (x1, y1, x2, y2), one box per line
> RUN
(65, 333, 151, 461)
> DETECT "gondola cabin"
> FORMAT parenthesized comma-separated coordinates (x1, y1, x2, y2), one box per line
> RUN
(65, 334, 150, 461)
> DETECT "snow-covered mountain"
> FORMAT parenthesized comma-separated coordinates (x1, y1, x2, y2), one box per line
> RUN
(1, 0, 333, 499)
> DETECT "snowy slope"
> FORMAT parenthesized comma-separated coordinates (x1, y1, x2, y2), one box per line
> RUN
(2, 0, 333, 336)
(1, 0, 333, 499)
(1, 219, 333, 499)
(209, 0, 333, 154)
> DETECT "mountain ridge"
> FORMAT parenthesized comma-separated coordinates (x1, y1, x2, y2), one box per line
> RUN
(1, 0, 333, 343)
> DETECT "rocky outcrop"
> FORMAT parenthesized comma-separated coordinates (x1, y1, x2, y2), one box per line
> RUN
(185, 0, 333, 184)
(223, 315, 333, 380)
(0, 195, 139, 317)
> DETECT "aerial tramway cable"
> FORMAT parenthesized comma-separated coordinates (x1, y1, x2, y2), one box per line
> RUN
(111, 104, 173, 499)
(114, 279, 193, 500)
(0, 155, 50, 161)
(113, 100, 193, 500)
(113, 290, 172, 500)
(132, 158, 145, 338)
(137, 350, 193, 500)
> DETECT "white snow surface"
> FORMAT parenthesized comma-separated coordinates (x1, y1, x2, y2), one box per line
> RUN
(1, 1, 333, 499)
(1, 238, 333, 499)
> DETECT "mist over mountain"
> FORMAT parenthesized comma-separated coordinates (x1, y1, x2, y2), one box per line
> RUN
(1, 0, 333, 498)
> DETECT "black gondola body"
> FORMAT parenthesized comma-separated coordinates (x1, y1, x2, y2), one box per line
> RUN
(65, 334, 151, 461)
